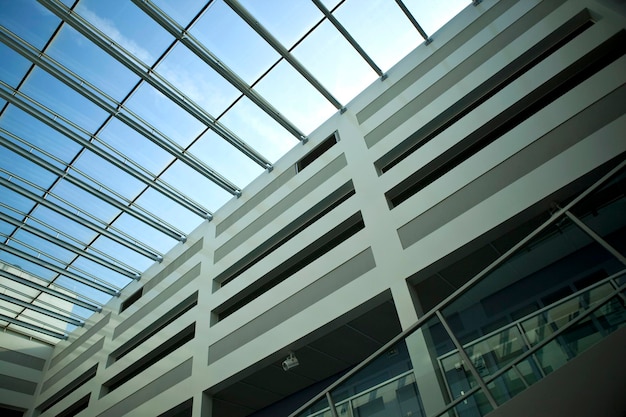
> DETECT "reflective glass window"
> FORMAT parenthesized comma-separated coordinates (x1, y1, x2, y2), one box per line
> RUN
(0, 43, 32, 88)
(404, 0, 470, 37)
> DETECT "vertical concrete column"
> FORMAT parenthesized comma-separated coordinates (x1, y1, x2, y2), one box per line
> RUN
(193, 391, 212, 417)
(390, 280, 448, 415)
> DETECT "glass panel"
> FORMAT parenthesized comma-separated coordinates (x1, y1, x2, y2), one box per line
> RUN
(0, 43, 32, 88)
(110, 212, 177, 254)
(442, 215, 624, 348)
(292, 20, 377, 105)
(96, 118, 173, 175)
(31, 205, 98, 246)
(346, 372, 425, 417)
(445, 388, 493, 417)
(46, 25, 139, 101)
(133, 187, 205, 236)
(486, 368, 527, 406)
(124, 82, 206, 149)
(76, 0, 174, 67)
(72, 150, 146, 200)
(511, 358, 542, 387)
(404, 1, 471, 37)
(159, 160, 232, 213)
(220, 97, 298, 163)
(89, 235, 154, 272)
(238, 0, 323, 49)
(189, 0, 280, 84)
(295, 395, 333, 417)
(462, 325, 527, 378)
(0, 106, 83, 163)
(531, 295, 626, 375)
(187, 130, 264, 189)
(20, 68, 100, 132)
(331, 0, 421, 72)
(0, 150, 57, 190)
(0, 0, 61, 50)
(330, 340, 413, 405)
(255, 60, 337, 135)
(151, 0, 205, 27)
(570, 168, 626, 259)
(156, 43, 241, 117)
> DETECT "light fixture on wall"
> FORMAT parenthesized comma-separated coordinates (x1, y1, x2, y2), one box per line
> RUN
(282, 352, 299, 371)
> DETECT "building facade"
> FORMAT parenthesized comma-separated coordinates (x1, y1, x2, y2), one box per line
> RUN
(3, 0, 626, 415)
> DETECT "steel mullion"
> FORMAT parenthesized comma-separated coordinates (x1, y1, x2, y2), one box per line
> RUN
(0, 231, 128, 289)
(133, 0, 310, 139)
(0, 202, 140, 276)
(223, 0, 344, 111)
(0, 212, 138, 280)
(394, 0, 431, 43)
(0, 268, 101, 312)
(1, 170, 163, 259)
(0, 81, 211, 221)
(0, 243, 118, 296)
(0, 177, 161, 262)
(563, 209, 626, 266)
(0, 281, 87, 321)
(310, 0, 384, 78)
(0, 312, 67, 339)
(0, 27, 241, 195)
(37, 0, 272, 170)
(0, 134, 185, 248)
(0, 293, 83, 327)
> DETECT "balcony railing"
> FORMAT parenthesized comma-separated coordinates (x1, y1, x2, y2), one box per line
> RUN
(290, 159, 626, 417)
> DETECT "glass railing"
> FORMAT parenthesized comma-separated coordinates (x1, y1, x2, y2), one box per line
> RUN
(295, 275, 626, 417)
(290, 160, 626, 417)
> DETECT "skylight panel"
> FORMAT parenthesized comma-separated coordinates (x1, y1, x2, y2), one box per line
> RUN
(156, 43, 242, 117)
(132, 187, 206, 236)
(50, 180, 121, 224)
(30, 205, 99, 246)
(71, 150, 146, 200)
(161, 160, 234, 211)
(254, 60, 337, 135)
(124, 82, 206, 149)
(189, 0, 280, 84)
(0, 150, 57, 191)
(45, 25, 140, 101)
(110, 210, 182, 254)
(220, 97, 298, 163)
(292, 20, 378, 105)
(0, 0, 61, 50)
(188, 129, 263, 189)
(151, 0, 206, 28)
(331, 0, 422, 72)
(405, 0, 470, 37)
(0, 106, 83, 162)
(75, 0, 174, 68)
(20, 69, 109, 134)
(237, 0, 323, 49)
(97, 118, 174, 176)
(89, 235, 154, 272)
(0, 44, 31, 88)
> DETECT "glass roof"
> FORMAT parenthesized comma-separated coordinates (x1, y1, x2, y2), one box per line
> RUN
(0, 0, 470, 344)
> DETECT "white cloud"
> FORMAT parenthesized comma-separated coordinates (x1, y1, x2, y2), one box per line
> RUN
(79, 7, 153, 64)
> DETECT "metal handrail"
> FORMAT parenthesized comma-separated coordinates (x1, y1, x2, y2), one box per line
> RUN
(289, 158, 626, 417)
